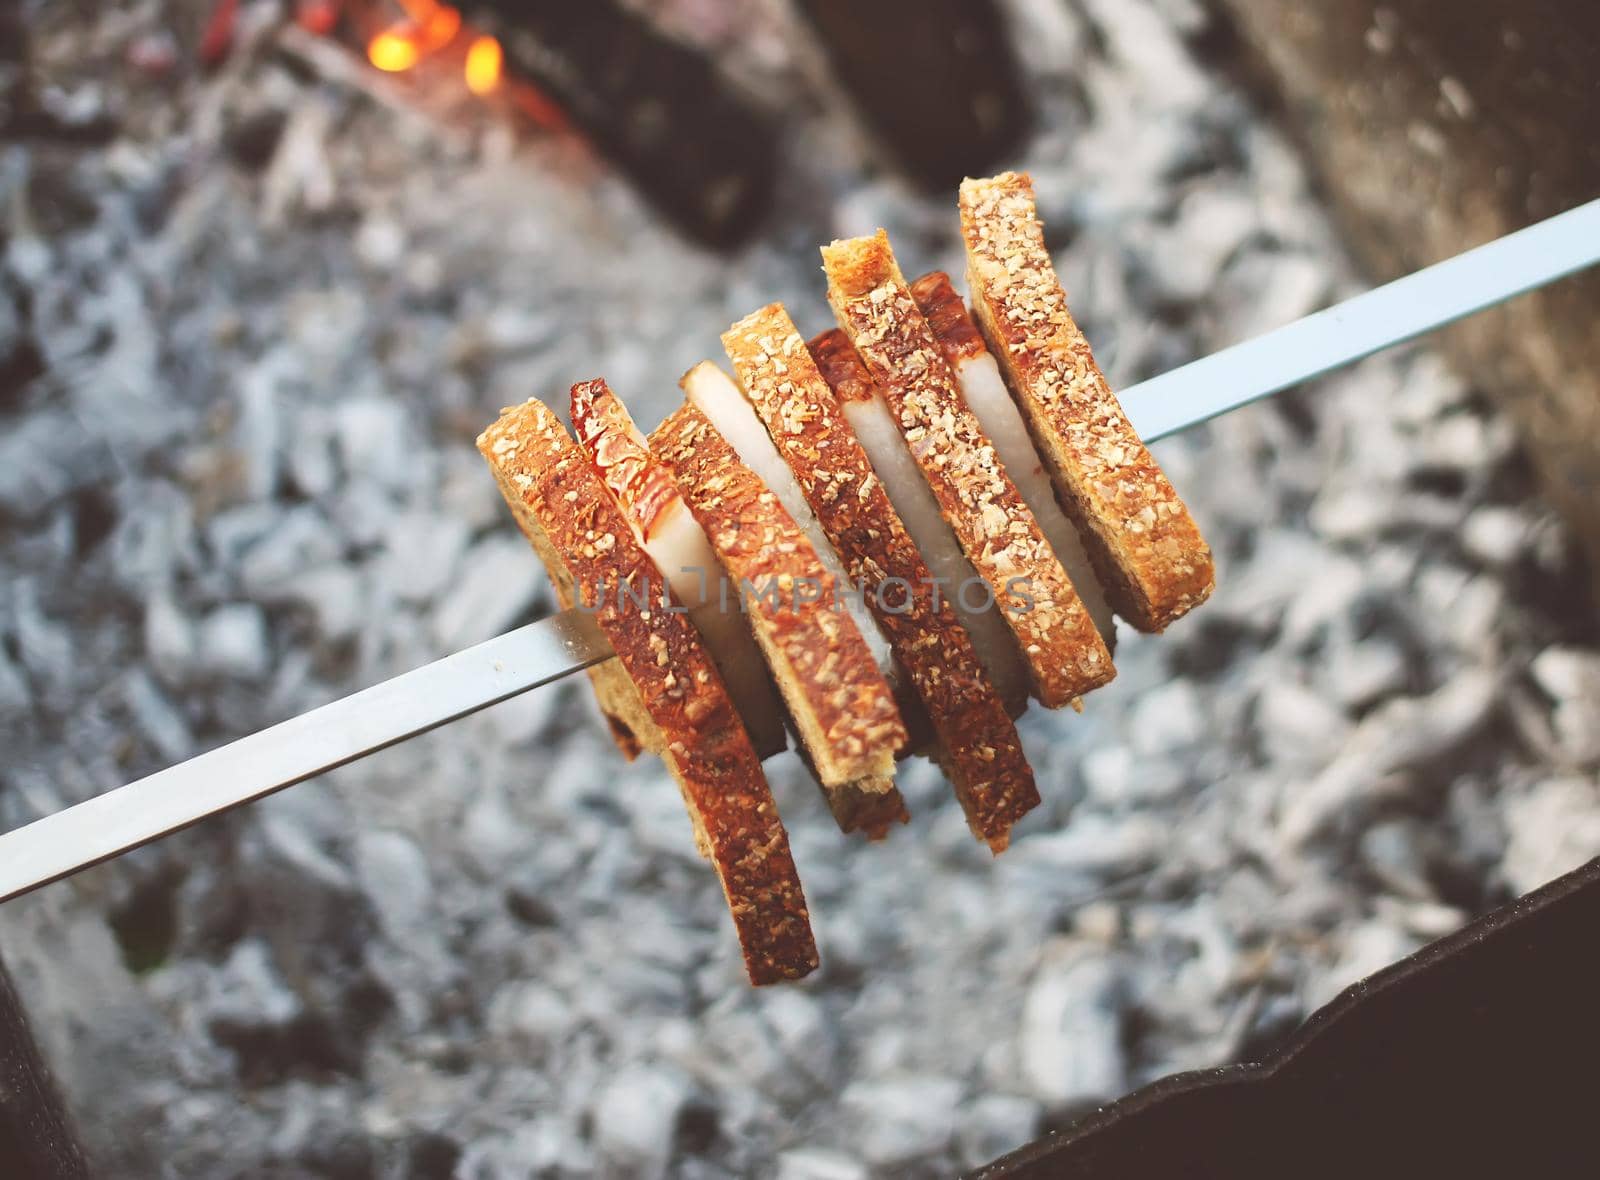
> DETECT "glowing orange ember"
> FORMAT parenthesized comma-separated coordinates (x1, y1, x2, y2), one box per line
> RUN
(415, 3, 461, 50)
(464, 35, 503, 95)
(368, 29, 420, 72)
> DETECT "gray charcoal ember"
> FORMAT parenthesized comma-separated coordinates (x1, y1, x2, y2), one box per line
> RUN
(285, 289, 368, 378)
(354, 214, 407, 271)
(439, 449, 511, 532)
(108, 481, 200, 592)
(353, 829, 434, 941)
(10, 579, 73, 693)
(232, 353, 293, 502)
(1081, 0, 1210, 111)
(1277, 554, 1366, 644)
(956, 1093, 1044, 1169)
(592, 1063, 694, 1180)
(1307, 919, 1419, 1011)
(197, 603, 272, 682)
(1253, 677, 1351, 767)
(1205, 530, 1325, 627)
(1143, 184, 1260, 305)
(1220, 251, 1331, 340)
(1125, 679, 1207, 756)
(775, 1148, 869, 1180)
(285, 564, 367, 641)
(755, 988, 839, 1093)
(252, 782, 357, 891)
(328, 480, 402, 549)
(486, 980, 573, 1051)
(432, 535, 545, 650)
(476, 679, 562, 749)
(1389, 352, 1471, 427)
(1413, 566, 1505, 655)
(0, 644, 30, 715)
(1308, 484, 1394, 543)
(1323, 639, 1408, 710)
(840, 1074, 963, 1167)
(206, 940, 304, 1031)
(285, 409, 340, 500)
(1003, 0, 1087, 78)
(334, 398, 417, 494)
(143, 590, 196, 686)
(1279, 671, 1498, 848)
(381, 510, 472, 605)
(205, 504, 284, 570)
(237, 506, 344, 596)
(1414, 413, 1514, 473)
(6, 234, 54, 285)
(261, 101, 337, 225)
(122, 669, 193, 763)
(1009, 812, 1167, 880)
(1461, 505, 1530, 567)
(1389, 897, 1467, 941)
(1018, 945, 1126, 1109)
(0, 409, 98, 518)
(1530, 648, 1600, 765)
(1359, 820, 1435, 901)
(1501, 777, 1600, 895)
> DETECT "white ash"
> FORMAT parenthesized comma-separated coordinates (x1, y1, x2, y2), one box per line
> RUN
(2, 0, 1598, 1177)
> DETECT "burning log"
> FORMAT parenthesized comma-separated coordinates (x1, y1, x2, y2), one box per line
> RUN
(465, 0, 778, 248)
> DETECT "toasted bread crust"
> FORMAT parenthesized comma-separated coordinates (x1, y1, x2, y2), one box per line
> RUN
(959, 172, 1215, 632)
(723, 304, 1040, 849)
(650, 401, 908, 794)
(821, 231, 1114, 708)
(909, 271, 987, 367)
(478, 395, 817, 985)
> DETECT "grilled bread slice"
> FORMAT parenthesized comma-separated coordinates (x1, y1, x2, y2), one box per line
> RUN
(650, 397, 910, 838)
(807, 327, 1030, 715)
(479, 395, 817, 985)
(959, 171, 1214, 632)
(570, 379, 788, 760)
(822, 230, 1114, 709)
(912, 270, 1117, 651)
(726, 304, 1040, 849)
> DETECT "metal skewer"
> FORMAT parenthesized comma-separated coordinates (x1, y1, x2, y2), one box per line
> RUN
(3, 198, 1598, 904)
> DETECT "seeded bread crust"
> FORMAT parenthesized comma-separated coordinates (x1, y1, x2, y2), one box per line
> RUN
(478, 395, 817, 985)
(822, 231, 1114, 708)
(723, 304, 1040, 850)
(650, 401, 908, 799)
(959, 172, 1215, 632)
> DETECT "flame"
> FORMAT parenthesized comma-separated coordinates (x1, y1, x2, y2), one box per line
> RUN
(368, 29, 420, 72)
(464, 35, 503, 95)
(365, 1, 499, 98)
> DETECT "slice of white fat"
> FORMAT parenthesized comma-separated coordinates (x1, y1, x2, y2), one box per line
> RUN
(838, 390, 1031, 713)
(682, 362, 897, 681)
(951, 349, 1118, 649)
(636, 497, 787, 759)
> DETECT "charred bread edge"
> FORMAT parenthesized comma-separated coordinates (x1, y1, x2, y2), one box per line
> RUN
(909, 271, 987, 367)
(821, 230, 1114, 708)
(478, 394, 817, 985)
(569, 378, 789, 761)
(958, 171, 1215, 632)
(724, 303, 1039, 849)
(650, 399, 907, 790)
